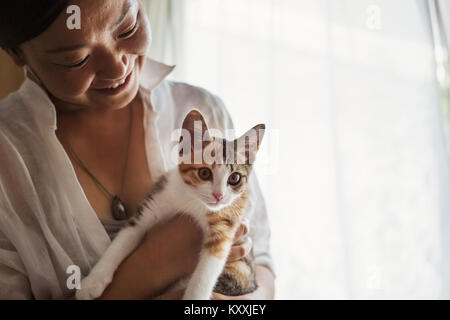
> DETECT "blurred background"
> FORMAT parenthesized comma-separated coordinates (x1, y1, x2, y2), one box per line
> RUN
(2, 0, 450, 299)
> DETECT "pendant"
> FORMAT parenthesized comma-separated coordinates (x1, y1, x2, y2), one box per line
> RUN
(111, 196, 128, 220)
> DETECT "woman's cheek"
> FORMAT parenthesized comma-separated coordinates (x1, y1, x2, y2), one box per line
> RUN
(46, 69, 94, 100)
(124, 30, 150, 56)
(125, 14, 151, 56)
(137, 5, 152, 53)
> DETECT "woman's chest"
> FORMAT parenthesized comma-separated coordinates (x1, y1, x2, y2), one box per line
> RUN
(60, 103, 156, 221)
(76, 139, 153, 221)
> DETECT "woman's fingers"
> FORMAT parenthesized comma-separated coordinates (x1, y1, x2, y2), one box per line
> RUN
(227, 218, 252, 263)
(233, 218, 250, 244)
(227, 236, 252, 263)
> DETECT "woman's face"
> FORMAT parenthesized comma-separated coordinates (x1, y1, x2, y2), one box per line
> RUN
(19, 0, 151, 112)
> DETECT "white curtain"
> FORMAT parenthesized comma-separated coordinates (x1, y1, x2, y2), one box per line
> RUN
(429, 0, 450, 154)
(146, 0, 450, 299)
(142, 0, 185, 78)
(428, 0, 450, 299)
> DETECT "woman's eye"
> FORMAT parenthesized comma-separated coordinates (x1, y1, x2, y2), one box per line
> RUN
(198, 167, 212, 181)
(119, 20, 138, 39)
(67, 56, 89, 69)
(228, 172, 241, 186)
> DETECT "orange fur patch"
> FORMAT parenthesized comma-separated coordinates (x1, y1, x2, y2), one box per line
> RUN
(204, 189, 249, 257)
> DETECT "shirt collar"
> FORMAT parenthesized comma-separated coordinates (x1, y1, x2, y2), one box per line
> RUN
(19, 58, 175, 131)
(139, 58, 175, 93)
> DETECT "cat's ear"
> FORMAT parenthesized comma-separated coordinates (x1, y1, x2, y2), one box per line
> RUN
(235, 124, 265, 164)
(179, 109, 212, 163)
(181, 108, 212, 144)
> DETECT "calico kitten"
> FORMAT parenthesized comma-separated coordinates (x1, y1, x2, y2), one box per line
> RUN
(76, 109, 265, 300)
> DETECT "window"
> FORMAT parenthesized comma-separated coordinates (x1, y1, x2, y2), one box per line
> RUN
(146, 0, 450, 299)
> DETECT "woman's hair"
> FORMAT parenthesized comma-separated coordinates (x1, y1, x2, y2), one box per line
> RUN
(0, 0, 69, 49)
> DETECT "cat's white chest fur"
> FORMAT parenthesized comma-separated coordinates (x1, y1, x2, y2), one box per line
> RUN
(76, 169, 230, 300)
(75, 108, 264, 300)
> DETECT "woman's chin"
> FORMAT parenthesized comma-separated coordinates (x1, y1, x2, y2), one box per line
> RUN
(88, 82, 139, 110)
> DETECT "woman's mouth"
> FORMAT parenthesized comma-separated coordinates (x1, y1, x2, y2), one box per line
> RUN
(94, 71, 133, 96)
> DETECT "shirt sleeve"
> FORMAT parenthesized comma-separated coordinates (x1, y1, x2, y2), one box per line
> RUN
(0, 130, 33, 299)
(210, 94, 276, 276)
(0, 228, 33, 299)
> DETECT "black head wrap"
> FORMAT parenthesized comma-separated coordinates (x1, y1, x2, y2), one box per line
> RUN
(0, 0, 70, 48)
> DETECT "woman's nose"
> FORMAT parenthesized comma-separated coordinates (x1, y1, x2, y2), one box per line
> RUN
(100, 54, 129, 80)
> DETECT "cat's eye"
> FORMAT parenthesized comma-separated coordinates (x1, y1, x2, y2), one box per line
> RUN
(198, 167, 212, 180)
(228, 172, 241, 186)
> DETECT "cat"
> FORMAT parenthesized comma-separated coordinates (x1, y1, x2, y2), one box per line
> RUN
(75, 109, 265, 300)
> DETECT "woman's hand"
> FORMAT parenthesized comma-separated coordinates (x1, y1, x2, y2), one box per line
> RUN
(227, 218, 252, 263)
(212, 218, 275, 300)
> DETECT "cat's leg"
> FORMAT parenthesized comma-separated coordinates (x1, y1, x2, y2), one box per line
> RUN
(183, 213, 241, 300)
(76, 199, 173, 300)
(182, 241, 233, 300)
(76, 222, 149, 300)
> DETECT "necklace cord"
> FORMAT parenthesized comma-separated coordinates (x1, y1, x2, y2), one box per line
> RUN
(62, 104, 134, 204)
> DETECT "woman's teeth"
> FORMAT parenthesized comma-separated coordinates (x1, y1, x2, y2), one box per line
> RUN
(109, 78, 126, 89)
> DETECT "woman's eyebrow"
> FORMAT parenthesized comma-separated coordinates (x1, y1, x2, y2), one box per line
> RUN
(45, 1, 135, 54)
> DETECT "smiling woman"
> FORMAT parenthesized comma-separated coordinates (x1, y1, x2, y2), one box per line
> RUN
(16, 0, 149, 113)
(0, 0, 274, 300)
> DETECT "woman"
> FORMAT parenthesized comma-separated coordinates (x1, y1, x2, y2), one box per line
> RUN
(0, 0, 274, 299)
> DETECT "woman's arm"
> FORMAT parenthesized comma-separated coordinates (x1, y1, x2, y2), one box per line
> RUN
(76, 214, 252, 300)
(98, 215, 202, 300)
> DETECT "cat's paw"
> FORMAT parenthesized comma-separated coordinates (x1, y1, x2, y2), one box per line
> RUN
(75, 272, 112, 300)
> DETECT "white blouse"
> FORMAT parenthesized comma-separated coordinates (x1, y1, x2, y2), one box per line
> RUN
(0, 58, 273, 299)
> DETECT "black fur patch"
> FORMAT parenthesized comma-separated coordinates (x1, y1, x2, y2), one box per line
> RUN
(136, 207, 144, 218)
(134, 175, 167, 221)
(214, 256, 258, 296)
(152, 175, 168, 194)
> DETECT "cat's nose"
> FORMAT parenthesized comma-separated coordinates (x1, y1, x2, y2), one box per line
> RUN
(213, 192, 223, 202)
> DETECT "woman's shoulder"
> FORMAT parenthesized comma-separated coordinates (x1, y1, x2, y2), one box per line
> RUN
(0, 81, 49, 174)
(0, 92, 28, 155)
(156, 79, 233, 130)
(0, 89, 26, 126)
(140, 59, 231, 128)
(156, 79, 222, 108)
(0, 78, 53, 137)
(165, 80, 220, 100)
(0, 80, 42, 134)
